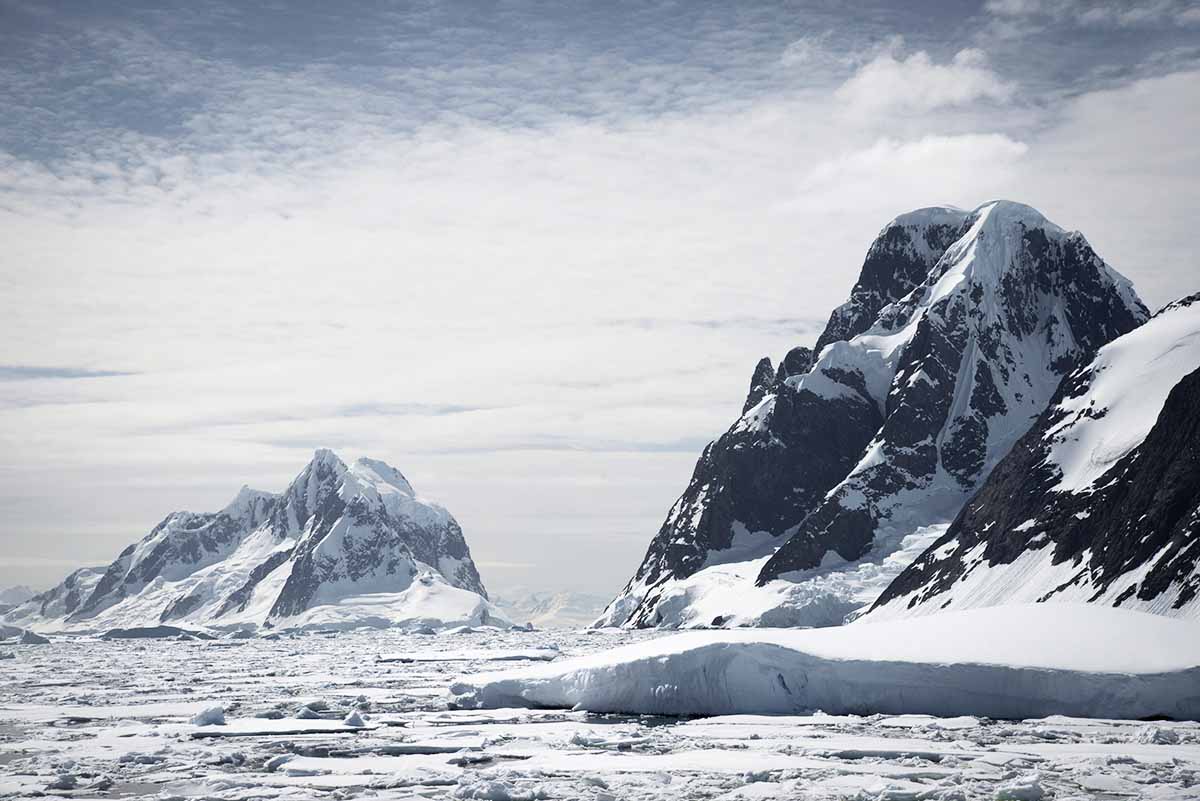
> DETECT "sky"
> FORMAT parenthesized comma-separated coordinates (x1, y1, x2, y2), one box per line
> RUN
(1, 0, 1198, 597)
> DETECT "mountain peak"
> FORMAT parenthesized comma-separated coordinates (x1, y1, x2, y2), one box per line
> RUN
(282, 451, 426, 519)
(970, 199, 1059, 232)
(350, 457, 415, 497)
(887, 205, 969, 230)
(600, 201, 1149, 630)
(815, 205, 969, 354)
(309, 447, 346, 470)
(221, 485, 278, 520)
(278, 448, 351, 527)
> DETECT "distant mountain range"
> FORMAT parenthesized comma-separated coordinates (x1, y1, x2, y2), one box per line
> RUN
(2, 450, 504, 632)
(0, 584, 37, 613)
(596, 200, 1199, 629)
(495, 589, 612, 628)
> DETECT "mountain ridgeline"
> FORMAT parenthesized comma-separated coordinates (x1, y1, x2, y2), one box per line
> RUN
(597, 200, 1153, 629)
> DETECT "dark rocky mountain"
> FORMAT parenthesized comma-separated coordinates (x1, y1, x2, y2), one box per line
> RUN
(597, 201, 1149, 629)
(3, 450, 499, 632)
(868, 293, 1200, 621)
(813, 208, 969, 354)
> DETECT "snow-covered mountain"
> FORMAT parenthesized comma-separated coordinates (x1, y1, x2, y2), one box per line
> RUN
(868, 293, 1200, 621)
(597, 200, 1148, 629)
(0, 584, 37, 609)
(495, 590, 611, 629)
(3, 450, 505, 632)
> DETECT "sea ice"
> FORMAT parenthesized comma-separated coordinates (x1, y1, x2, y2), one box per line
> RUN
(2, 623, 1197, 800)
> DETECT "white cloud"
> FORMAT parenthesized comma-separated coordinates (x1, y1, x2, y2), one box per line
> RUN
(835, 47, 1015, 115)
(787, 134, 1029, 218)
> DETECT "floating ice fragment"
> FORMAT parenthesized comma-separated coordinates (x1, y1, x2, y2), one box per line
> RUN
(190, 706, 226, 726)
(1135, 724, 1180, 744)
(45, 774, 76, 790)
(995, 773, 1045, 800)
(453, 778, 548, 800)
(263, 754, 291, 772)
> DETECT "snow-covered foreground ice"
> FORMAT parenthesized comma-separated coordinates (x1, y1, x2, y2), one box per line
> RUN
(453, 606, 1200, 720)
(3, 621, 1200, 800)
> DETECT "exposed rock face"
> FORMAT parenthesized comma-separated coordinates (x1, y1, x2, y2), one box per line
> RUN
(3, 451, 496, 631)
(269, 454, 484, 617)
(757, 202, 1147, 584)
(868, 293, 1200, 621)
(597, 201, 1148, 629)
(11, 568, 104, 623)
(814, 207, 969, 354)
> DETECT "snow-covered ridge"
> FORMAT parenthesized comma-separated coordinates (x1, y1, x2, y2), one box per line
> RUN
(868, 291, 1200, 622)
(889, 204, 970, 229)
(1044, 292, 1200, 492)
(599, 200, 1147, 629)
(3, 450, 504, 633)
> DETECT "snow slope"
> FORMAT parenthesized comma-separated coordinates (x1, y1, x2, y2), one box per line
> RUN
(3, 450, 504, 632)
(599, 200, 1147, 629)
(870, 293, 1200, 621)
(452, 605, 1200, 720)
(1044, 292, 1200, 492)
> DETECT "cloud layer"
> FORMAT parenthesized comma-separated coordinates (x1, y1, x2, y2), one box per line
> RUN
(0, 1, 1197, 594)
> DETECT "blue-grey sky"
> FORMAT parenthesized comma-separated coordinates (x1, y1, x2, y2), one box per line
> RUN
(1, 0, 1198, 594)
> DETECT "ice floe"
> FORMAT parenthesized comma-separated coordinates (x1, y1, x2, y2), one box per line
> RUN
(450, 605, 1200, 719)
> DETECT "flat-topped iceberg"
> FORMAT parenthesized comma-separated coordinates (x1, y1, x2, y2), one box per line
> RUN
(450, 605, 1200, 720)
